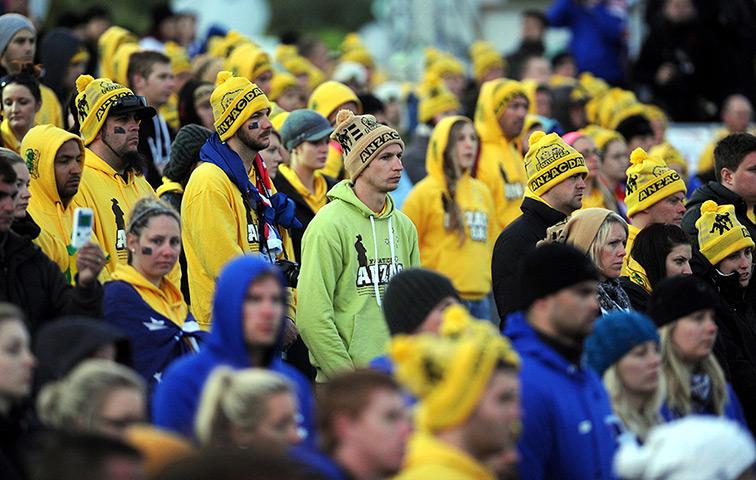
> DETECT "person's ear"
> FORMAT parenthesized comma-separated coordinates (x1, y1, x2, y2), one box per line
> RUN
(720, 167, 734, 186)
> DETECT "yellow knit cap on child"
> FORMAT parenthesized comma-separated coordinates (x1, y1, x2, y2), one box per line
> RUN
(389, 305, 520, 433)
(696, 200, 755, 266)
(625, 147, 687, 218)
(524, 130, 588, 196)
(329, 110, 403, 180)
(211, 71, 270, 142)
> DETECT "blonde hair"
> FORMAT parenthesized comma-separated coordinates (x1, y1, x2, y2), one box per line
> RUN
(602, 364, 665, 442)
(659, 324, 728, 417)
(194, 367, 295, 447)
(588, 212, 628, 274)
(36, 359, 146, 433)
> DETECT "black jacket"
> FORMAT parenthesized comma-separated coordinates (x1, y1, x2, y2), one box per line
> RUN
(492, 196, 566, 323)
(0, 231, 103, 336)
(273, 172, 338, 262)
(138, 114, 176, 190)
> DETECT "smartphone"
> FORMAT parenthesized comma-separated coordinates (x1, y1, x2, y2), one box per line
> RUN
(71, 207, 94, 249)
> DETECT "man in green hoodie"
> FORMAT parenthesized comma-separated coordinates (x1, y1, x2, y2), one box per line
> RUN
(297, 110, 420, 382)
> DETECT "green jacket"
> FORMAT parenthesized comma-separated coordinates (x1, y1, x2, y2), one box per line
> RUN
(297, 180, 420, 382)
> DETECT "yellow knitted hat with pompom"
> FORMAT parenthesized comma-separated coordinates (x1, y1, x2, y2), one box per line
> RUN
(75, 75, 138, 145)
(417, 73, 460, 124)
(210, 71, 270, 141)
(390, 304, 519, 433)
(625, 147, 686, 217)
(696, 200, 754, 266)
(308, 80, 362, 120)
(524, 130, 587, 196)
(329, 109, 403, 180)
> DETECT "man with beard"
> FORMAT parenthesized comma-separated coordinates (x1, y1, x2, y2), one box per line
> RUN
(181, 71, 300, 329)
(72, 75, 157, 278)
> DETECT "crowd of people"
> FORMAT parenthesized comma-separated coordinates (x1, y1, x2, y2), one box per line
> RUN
(3, 0, 756, 479)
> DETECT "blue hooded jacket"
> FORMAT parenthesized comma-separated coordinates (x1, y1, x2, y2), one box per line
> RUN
(151, 256, 316, 444)
(504, 311, 619, 480)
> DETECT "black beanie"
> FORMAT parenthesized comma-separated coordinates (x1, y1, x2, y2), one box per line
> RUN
(518, 243, 598, 309)
(647, 275, 721, 327)
(383, 268, 459, 335)
(164, 124, 213, 183)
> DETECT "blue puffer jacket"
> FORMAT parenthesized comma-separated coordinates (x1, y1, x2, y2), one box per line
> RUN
(504, 312, 620, 480)
(151, 256, 316, 445)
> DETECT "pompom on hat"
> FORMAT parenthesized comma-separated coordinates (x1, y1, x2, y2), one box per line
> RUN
(625, 147, 686, 218)
(329, 109, 404, 180)
(524, 130, 588, 196)
(695, 200, 755, 266)
(417, 73, 460, 124)
(210, 71, 270, 142)
(584, 311, 659, 376)
(75, 75, 156, 145)
(389, 304, 519, 433)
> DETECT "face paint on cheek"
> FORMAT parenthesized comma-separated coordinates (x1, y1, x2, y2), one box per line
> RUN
(248, 122, 259, 130)
(113, 127, 126, 134)
(141, 247, 152, 255)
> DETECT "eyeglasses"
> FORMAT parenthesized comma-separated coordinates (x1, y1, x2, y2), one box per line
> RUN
(111, 95, 148, 109)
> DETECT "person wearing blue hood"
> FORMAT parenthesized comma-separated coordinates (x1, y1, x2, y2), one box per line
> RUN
(503, 243, 619, 480)
(151, 255, 315, 444)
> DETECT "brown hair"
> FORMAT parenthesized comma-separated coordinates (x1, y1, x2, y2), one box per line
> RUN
(442, 119, 471, 246)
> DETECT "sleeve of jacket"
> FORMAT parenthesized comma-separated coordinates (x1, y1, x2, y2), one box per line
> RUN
(492, 231, 530, 322)
(546, 0, 574, 27)
(43, 248, 103, 320)
(517, 380, 554, 480)
(297, 222, 354, 378)
(591, 3, 625, 41)
(151, 366, 198, 438)
(400, 188, 426, 260)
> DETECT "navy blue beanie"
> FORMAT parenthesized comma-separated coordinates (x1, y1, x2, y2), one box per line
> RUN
(584, 311, 660, 376)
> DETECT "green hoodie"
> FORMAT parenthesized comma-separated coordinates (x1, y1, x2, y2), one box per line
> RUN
(297, 180, 420, 381)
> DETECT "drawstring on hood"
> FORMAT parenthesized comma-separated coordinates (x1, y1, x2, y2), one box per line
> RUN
(368, 214, 397, 307)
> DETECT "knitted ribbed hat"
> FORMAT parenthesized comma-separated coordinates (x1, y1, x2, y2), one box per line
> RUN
(390, 305, 519, 433)
(97, 26, 138, 80)
(524, 130, 588, 195)
(695, 200, 755, 266)
(164, 124, 213, 182)
(269, 71, 298, 102)
(518, 243, 598, 308)
(625, 148, 687, 217)
(225, 43, 272, 83)
(649, 142, 687, 179)
(648, 275, 720, 327)
(75, 75, 156, 145)
(491, 79, 528, 119)
(584, 311, 659, 376)
(164, 41, 191, 75)
(329, 110, 404, 180)
(472, 49, 505, 82)
(308, 80, 362, 120)
(417, 74, 460, 124)
(383, 268, 459, 335)
(0, 13, 34, 56)
(210, 71, 270, 141)
(279, 109, 333, 151)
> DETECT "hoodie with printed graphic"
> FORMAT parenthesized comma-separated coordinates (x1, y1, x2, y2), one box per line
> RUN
(297, 180, 420, 382)
(474, 81, 527, 230)
(24, 125, 95, 283)
(401, 117, 497, 301)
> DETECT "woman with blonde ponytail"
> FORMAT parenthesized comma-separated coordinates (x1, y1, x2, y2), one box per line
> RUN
(402, 116, 497, 320)
(194, 366, 301, 449)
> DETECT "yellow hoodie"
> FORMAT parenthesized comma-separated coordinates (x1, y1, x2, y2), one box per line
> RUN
(620, 223, 641, 276)
(36, 85, 63, 128)
(474, 81, 526, 229)
(73, 148, 156, 275)
(402, 116, 497, 300)
(24, 125, 90, 282)
(395, 432, 496, 480)
(110, 264, 189, 327)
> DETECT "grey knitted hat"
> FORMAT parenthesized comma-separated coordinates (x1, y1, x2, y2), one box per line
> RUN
(0, 14, 34, 56)
(164, 124, 212, 183)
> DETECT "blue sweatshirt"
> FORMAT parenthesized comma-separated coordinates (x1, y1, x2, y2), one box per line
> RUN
(151, 256, 316, 444)
(504, 312, 619, 480)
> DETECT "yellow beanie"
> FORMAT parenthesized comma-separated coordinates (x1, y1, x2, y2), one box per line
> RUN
(417, 74, 460, 124)
(428, 54, 466, 79)
(210, 71, 271, 141)
(275, 44, 299, 64)
(209, 30, 250, 59)
(340, 32, 366, 54)
(270, 110, 290, 132)
(610, 102, 647, 130)
(491, 79, 528, 119)
(330, 110, 404, 180)
(524, 130, 588, 196)
(97, 26, 138, 80)
(581, 124, 624, 152)
(75, 75, 137, 145)
(390, 305, 519, 433)
(164, 41, 192, 76)
(308, 80, 362, 120)
(625, 148, 687, 217)
(225, 43, 272, 83)
(112, 43, 139, 87)
(468, 40, 497, 61)
(268, 71, 298, 102)
(696, 200, 755, 266)
(579, 71, 609, 99)
(341, 48, 373, 68)
(649, 142, 687, 180)
(645, 104, 668, 130)
(472, 49, 505, 82)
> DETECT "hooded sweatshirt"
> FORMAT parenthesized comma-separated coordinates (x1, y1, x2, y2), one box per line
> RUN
(104, 264, 203, 389)
(40, 28, 82, 106)
(474, 81, 527, 229)
(401, 117, 497, 300)
(25, 125, 88, 282)
(395, 432, 496, 480)
(297, 181, 420, 382)
(151, 256, 315, 443)
(73, 148, 156, 275)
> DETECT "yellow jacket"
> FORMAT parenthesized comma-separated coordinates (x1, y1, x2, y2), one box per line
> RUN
(474, 81, 526, 229)
(36, 85, 63, 128)
(402, 116, 497, 300)
(73, 148, 156, 275)
(181, 161, 295, 328)
(395, 432, 496, 480)
(620, 223, 640, 276)
(24, 125, 91, 282)
(110, 264, 189, 327)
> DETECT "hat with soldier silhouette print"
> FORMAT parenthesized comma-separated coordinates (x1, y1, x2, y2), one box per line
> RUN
(696, 200, 754, 266)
